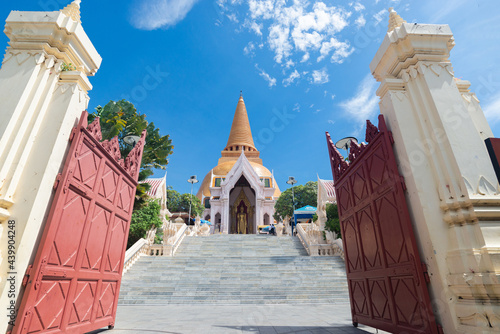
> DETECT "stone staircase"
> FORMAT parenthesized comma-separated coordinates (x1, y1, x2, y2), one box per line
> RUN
(118, 234, 349, 305)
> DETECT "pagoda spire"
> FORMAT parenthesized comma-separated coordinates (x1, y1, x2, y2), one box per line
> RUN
(61, 0, 81, 23)
(387, 7, 405, 32)
(224, 94, 257, 152)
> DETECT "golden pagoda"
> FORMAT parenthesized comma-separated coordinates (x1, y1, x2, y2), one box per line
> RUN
(197, 95, 280, 234)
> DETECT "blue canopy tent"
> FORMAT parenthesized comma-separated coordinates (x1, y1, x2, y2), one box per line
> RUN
(293, 205, 317, 224)
(200, 219, 212, 225)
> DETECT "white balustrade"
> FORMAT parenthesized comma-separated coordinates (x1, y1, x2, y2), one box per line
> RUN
(296, 223, 344, 258)
(123, 238, 149, 274)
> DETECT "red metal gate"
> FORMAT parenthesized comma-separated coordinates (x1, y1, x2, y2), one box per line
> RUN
(485, 138, 500, 184)
(12, 111, 146, 334)
(326, 115, 440, 334)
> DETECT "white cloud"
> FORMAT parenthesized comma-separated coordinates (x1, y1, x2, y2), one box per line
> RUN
(221, 1, 353, 66)
(312, 68, 329, 84)
(355, 15, 366, 28)
(317, 37, 353, 63)
(130, 0, 199, 30)
(283, 69, 300, 87)
(268, 24, 292, 63)
(483, 93, 500, 124)
(353, 3, 365, 12)
(255, 64, 277, 87)
(339, 74, 379, 123)
(227, 13, 239, 23)
(244, 42, 256, 56)
(373, 9, 386, 24)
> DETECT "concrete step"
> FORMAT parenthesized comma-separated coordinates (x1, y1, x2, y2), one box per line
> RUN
(119, 235, 348, 305)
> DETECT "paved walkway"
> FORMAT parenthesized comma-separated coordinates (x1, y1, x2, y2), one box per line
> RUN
(88, 303, 388, 334)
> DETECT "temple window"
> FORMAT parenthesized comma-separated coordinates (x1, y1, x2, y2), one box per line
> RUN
(214, 178, 222, 187)
(236, 146, 239, 151)
(204, 197, 211, 209)
(260, 178, 271, 188)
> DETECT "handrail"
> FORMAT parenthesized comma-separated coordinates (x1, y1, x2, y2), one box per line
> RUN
(296, 223, 345, 257)
(296, 223, 310, 254)
(170, 223, 188, 256)
(123, 238, 148, 274)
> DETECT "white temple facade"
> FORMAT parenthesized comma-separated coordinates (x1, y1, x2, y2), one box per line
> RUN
(197, 96, 280, 234)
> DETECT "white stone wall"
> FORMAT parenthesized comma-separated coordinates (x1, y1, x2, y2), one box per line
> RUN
(370, 18, 500, 333)
(0, 7, 101, 333)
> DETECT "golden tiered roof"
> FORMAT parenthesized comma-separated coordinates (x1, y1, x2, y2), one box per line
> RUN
(219, 96, 262, 165)
(196, 95, 280, 199)
(225, 96, 256, 150)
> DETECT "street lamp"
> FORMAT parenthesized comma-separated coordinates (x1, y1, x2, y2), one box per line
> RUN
(187, 175, 199, 225)
(123, 134, 141, 146)
(286, 176, 297, 236)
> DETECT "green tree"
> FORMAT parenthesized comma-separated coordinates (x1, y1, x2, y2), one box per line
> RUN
(166, 187, 181, 213)
(128, 200, 163, 248)
(273, 181, 318, 221)
(167, 188, 204, 217)
(325, 203, 340, 236)
(88, 100, 174, 209)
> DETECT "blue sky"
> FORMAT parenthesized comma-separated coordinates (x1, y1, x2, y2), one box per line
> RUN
(1, 0, 499, 195)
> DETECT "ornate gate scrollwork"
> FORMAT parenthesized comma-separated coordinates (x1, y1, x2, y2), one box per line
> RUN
(12, 111, 146, 334)
(326, 115, 440, 334)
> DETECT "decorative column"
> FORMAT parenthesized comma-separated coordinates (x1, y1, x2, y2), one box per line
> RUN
(370, 8, 500, 333)
(0, 2, 101, 331)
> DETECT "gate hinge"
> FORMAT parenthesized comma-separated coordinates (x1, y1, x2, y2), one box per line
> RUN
(388, 131, 395, 145)
(437, 324, 444, 334)
(400, 176, 407, 191)
(422, 262, 431, 284)
(53, 173, 62, 190)
(22, 265, 33, 287)
(69, 127, 78, 142)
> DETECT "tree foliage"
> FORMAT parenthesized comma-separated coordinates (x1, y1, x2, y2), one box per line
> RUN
(128, 200, 163, 248)
(167, 188, 204, 217)
(88, 100, 173, 209)
(325, 203, 340, 236)
(273, 181, 318, 221)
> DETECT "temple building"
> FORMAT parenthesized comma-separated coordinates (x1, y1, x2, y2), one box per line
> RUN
(197, 95, 280, 234)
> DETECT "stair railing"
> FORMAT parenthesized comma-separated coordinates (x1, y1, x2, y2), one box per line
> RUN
(296, 223, 345, 257)
(123, 238, 149, 274)
(164, 223, 188, 256)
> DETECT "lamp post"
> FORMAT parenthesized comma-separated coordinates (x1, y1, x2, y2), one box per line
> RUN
(187, 175, 199, 225)
(286, 176, 297, 236)
(123, 134, 141, 146)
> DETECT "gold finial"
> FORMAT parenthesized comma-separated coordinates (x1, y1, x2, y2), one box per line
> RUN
(61, 0, 81, 23)
(224, 95, 256, 151)
(387, 7, 405, 32)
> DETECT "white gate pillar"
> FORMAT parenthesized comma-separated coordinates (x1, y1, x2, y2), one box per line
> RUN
(0, 3, 101, 331)
(370, 9, 500, 333)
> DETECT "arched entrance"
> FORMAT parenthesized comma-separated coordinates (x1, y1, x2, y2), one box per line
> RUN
(214, 212, 221, 233)
(229, 175, 256, 234)
(263, 213, 270, 225)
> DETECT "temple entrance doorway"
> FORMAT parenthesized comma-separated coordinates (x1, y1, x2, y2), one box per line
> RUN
(229, 175, 256, 234)
(214, 213, 221, 233)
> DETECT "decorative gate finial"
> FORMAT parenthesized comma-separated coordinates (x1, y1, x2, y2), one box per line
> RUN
(61, 0, 82, 23)
(326, 132, 349, 181)
(365, 119, 380, 143)
(387, 7, 405, 32)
